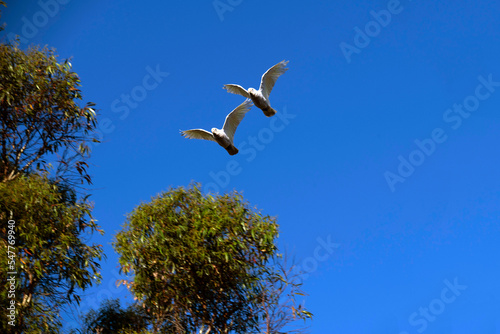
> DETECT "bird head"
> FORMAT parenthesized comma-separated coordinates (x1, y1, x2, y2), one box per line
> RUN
(248, 87, 257, 94)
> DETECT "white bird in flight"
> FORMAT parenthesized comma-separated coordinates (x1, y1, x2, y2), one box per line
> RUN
(223, 60, 289, 117)
(180, 99, 253, 155)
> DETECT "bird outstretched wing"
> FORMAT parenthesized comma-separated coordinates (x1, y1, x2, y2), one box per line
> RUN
(180, 129, 216, 142)
(260, 60, 289, 100)
(223, 84, 250, 98)
(222, 99, 253, 141)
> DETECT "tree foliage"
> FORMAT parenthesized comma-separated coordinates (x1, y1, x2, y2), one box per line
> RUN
(76, 298, 149, 334)
(255, 255, 312, 334)
(0, 42, 99, 187)
(0, 174, 104, 333)
(114, 184, 311, 334)
(114, 184, 278, 333)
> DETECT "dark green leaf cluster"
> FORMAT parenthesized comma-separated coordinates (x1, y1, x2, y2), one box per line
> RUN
(0, 174, 104, 332)
(77, 298, 149, 334)
(113, 183, 279, 333)
(0, 43, 99, 187)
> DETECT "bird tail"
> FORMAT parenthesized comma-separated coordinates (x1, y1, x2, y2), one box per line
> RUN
(225, 144, 239, 155)
(226, 144, 239, 155)
(263, 106, 277, 117)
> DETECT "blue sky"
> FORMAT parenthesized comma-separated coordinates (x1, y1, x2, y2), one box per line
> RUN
(3, 0, 500, 332)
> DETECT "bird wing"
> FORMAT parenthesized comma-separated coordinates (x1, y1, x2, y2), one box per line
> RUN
(222, 99, 253, 142)
(223, 84, 250, 98)
(259, 60, 289, 100)
(180, 129, 216, 142)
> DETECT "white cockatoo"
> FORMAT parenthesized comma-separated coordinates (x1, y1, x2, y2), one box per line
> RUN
(223, 60, 289, 117)
(180, 99, 253, 155)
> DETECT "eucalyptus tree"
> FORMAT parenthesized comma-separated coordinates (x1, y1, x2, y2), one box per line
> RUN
(0, 174, 104, 332)
(0, 31, 103, 332)
(0, 42, 98, 188)
(114, 184, 311, 334)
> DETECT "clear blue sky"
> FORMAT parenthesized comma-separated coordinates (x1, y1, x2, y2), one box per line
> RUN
(3, 0, 500, 332)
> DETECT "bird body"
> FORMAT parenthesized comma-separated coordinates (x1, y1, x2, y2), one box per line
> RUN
(181, 99, 253, 155)
(224, 60, 289, 117)
(211, 128, 238, 155)
(247, 87, 276, 117)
